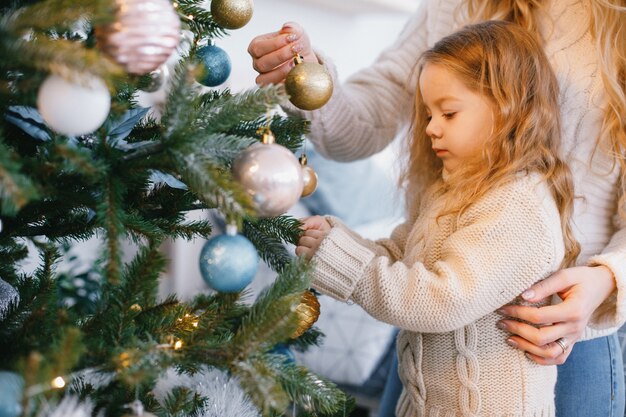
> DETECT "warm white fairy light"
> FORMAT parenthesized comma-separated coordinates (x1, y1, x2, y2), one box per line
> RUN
(51, 376, 66, 389)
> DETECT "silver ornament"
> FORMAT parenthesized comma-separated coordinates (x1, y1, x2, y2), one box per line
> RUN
(0, 277, 19, 321)
(232, 142, 303, 217)
(95, 0, 180, 75)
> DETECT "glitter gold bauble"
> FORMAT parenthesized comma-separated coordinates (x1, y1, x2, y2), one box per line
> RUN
(285, 56, 333, 111)
(291, 290, 320, 338)
(95, 0, 180, 75)
(210, 0, 254, 30)
(299, 154, 318, 197)
(232, 132, 303, 217)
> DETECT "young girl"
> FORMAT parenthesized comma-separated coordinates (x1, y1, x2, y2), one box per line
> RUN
(296, 21, 580, 417)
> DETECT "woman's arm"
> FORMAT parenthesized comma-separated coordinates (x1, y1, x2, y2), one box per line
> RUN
(248, 2, 433, 161)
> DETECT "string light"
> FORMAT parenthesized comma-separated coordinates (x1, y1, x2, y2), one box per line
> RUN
(173, 340, 183, 350)
(51, 376, 66, 389)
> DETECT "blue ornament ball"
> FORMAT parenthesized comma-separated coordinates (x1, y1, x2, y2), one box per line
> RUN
(0, 372, 23, 417)
(269, 343, 295, 363)
(199, 233, 258, 293)
(196, 44, 232, 87)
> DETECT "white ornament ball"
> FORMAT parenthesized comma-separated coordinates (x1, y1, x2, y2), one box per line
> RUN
(232, 143, 303, 217)
(37, 75, 111, 136)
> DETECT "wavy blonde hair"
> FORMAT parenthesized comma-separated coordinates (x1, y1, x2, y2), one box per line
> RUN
(404, 21, 580, 266)
(463, 0, 626, 216)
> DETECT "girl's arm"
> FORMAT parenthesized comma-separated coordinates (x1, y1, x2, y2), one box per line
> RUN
(310, 182, 563, 333)
(496, 194, 626, 365)
(297, 215, 414, 263)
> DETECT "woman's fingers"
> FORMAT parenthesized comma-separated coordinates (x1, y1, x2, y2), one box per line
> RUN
(498, 303, 578, 327)
(523, 349, 571, 366)
(248, 22, 316, 85)
(250, 35, 298, 72)
(506, 334, 568, 362)
(255, 58, 295, 86)
(497, 318, 575, 347)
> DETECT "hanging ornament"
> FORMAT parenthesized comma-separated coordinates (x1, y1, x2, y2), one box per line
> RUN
(199, 224, 259, 293)
(0, 372, 23, 417)
(232, 129, 303, 217)
(285, 55, 333, 111)
(291, 290, 320, 338)
(299, 154, 318, 197)
(37, 74, 111, 136)
(57, 271, 101, 315)
(196, 42, 232, 87)
(95, 0, 180, 75)
(0, 278, 19, 321)
(269, 343, 295, 363)
(211, 0, 254, 30)
(121, 400, 158, 417)
(139, 65, 169, 93)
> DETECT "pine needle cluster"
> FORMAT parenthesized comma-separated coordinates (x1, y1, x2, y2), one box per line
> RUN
(0, 1, 349, 416)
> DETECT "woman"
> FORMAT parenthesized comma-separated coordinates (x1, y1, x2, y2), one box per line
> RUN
(248, 1, 626, 416)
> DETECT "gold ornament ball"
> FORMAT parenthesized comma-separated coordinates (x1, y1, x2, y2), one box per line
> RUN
(301, 165, 318, 197)
(285, 61, 333, 111)
(95, 0, 180, 75)
(291, 290, 320, 338)
(211, 0, 254, 30)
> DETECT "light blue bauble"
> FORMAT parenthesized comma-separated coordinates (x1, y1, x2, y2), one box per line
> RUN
(196, 44, 232, 87)
(199, 233, 258, 293)
(0, 372, 24, 417)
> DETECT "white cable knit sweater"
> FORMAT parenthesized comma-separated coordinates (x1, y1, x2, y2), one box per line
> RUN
(311, 173, 562, 416)
(298, 0, 626, 338)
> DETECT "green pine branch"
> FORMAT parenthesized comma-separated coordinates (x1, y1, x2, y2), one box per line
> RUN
(243, 215, 303, 272)
(0, 137, 39, 215)
(175, 0, 227, 39)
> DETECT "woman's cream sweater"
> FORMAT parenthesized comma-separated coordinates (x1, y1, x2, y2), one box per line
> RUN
(298, 0, 626, 338)
(311, 173, 563, 416)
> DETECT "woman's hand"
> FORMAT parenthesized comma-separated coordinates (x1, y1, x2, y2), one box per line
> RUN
(248, 22, 318, 86)
(497, 265, 616, 365)
(295, 215, 331, 260)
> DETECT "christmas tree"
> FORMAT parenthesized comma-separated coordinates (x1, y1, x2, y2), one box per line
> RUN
(0, 0, 349, 416)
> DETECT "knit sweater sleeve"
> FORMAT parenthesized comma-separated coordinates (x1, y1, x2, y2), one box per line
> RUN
(325, 215, 414, 261)
(311, 179, 564, 333)
(287, 1, 432, 161)
(586, 185, 626, 330)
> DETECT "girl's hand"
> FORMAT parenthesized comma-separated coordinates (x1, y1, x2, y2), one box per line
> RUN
(248, 22, 318, 86)
(295, 216, 331, 260)
(497, 265, 616, 365)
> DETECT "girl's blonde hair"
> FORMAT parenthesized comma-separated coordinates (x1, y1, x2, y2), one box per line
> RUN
(464, 0, 626, 217)
(404, 21, 580, 266)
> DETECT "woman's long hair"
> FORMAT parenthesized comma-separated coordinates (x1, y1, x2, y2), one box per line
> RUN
(403, 21, 580, 266)
(464, 0, 626, 217)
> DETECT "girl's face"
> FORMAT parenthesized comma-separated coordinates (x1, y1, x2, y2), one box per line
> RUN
(419, 63, 495, 175)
